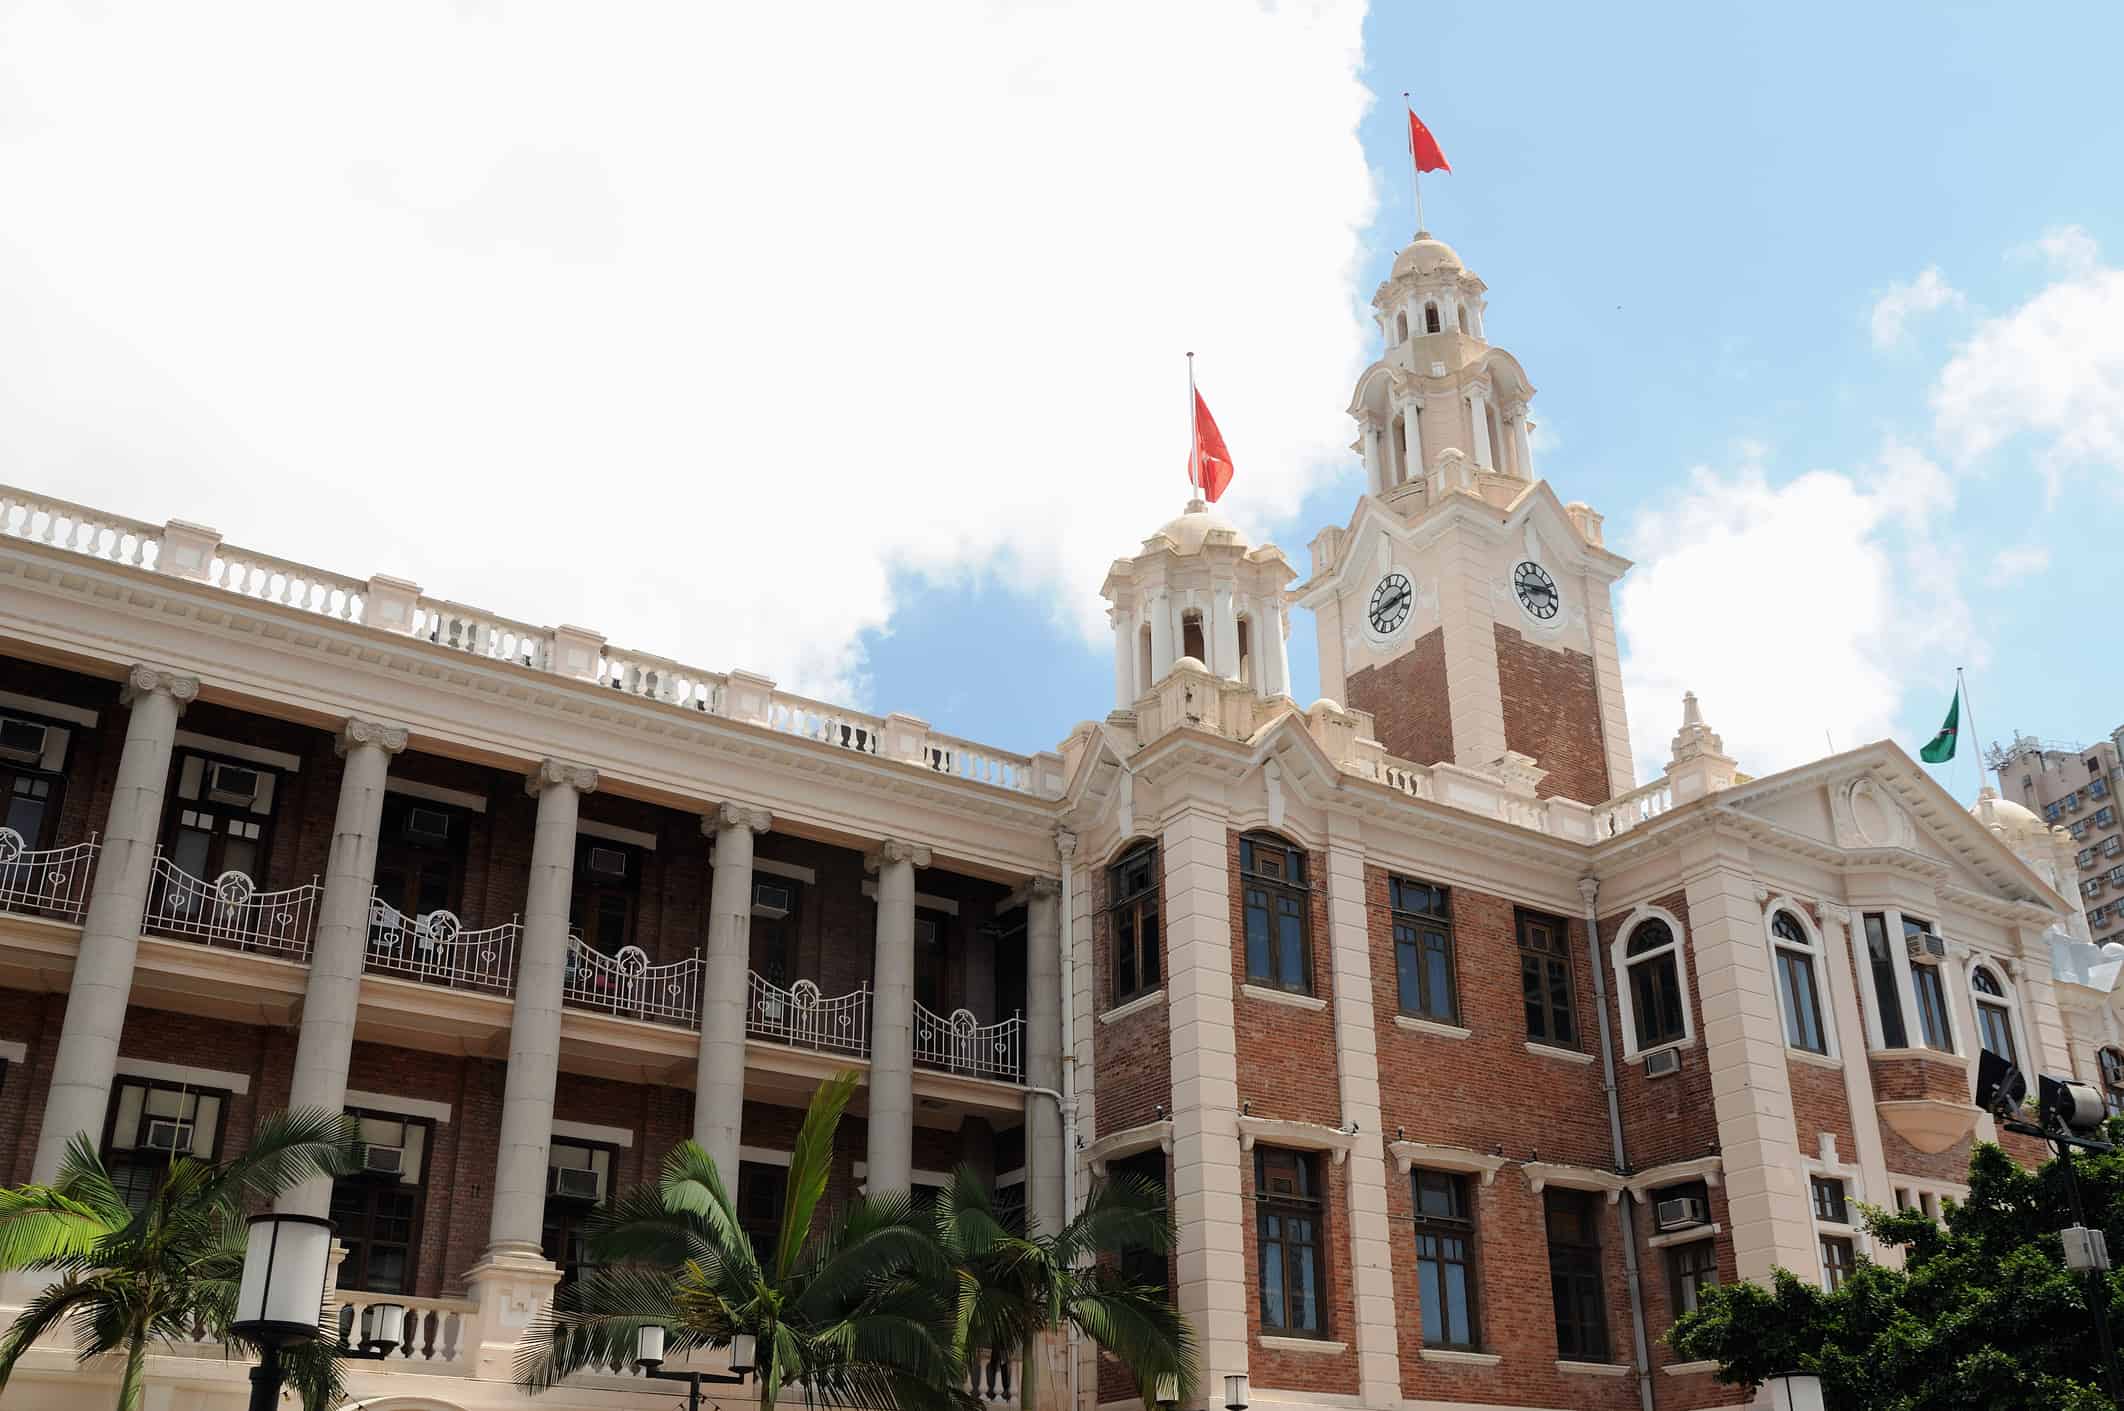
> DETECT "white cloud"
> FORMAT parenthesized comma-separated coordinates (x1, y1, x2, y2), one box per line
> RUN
(1616, 442, 1969, 780)
(0, 3, 1374, 708)
(2016, 224, 2101, 276)
(1986, 544, 2052, 586)
(1870, 266, 1964, 349)
(1932, 231, 2124, 496)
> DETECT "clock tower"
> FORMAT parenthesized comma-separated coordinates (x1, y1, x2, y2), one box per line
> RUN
(1294, 231, 1635, 804)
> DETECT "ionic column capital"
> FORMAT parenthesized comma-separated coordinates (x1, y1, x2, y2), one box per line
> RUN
(866, 838, 932, 873)
(1576, 876, 1600, 907)
(1054, 827, 1078, 862)
(1818, 901, 1852, 930)
(122, 664, 199, 708)
(338, 717, 409, 758)
(1029, 876, 1062, 901)
(703, 802, 772, 836)
(527, 758, 599, 797)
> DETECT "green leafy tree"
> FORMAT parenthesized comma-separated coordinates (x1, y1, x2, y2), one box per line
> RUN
(931, 1165, 1196, 1411)
(0, 1107, 360, 1411)
(1670, 1137, 2124, 1410)
(519, 1069, 971, 1410)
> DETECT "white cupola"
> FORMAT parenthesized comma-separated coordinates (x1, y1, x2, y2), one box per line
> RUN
(1100, 499, 1297, 713)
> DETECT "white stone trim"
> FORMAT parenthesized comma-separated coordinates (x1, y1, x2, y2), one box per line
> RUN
(1612, 902, 1694, 1059)
(852, 1161, 952, 1188)
(1520, 1161, 1625, 1203)
(1393, 1015, 1472, 1040)
(579, 819, 656, 851)
(1417, 1348, 1501, 1367)
(1556, 1361, 1632, 1377)
(1663, 1360, 1720, 1376)
(344, 1089, 452, 1124)
(1389, 1141, 1506, 1185)
(552, 1119, 633, 1149)
(1243, 983, 1328, 1012)
(860, 880, 958, 916)
(0, 1040, 25, 1065)
(1765, 897, 1841, 1060)
(749, 855, 817, 885)
(1625, 1156, 1723, 1202)
(116, 1057, 251, 1095)
(385, 778, 488, 814)
(1085, 1120, 1173, 1175)
(738, 1145, 793, 1167)
(1789, 1048, 1844, 1070)
(173, 730, 301, 773)
(1645, 1222, 1722, 1250)
(1525, 1041, 1595, 1065)
(1098, 989, 1165, 1025)
(996, 1166, 1026, 1187)
(1258, 1336, 1348, 1355)
(0, 689, 97, 727)
(1623, 1034, 1698, 1065)
(1236, 1114, 1354, 1165)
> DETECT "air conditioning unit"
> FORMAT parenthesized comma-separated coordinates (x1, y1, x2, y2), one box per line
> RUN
(586, 846, 628, 879)
(0, 717, 48, 765)
(143, 1119, 194, 1153)
(361, 1144, 406, 1177)
(1644, 1048, 1682, 1077)
(403, 807, 452, 845)
(1655, 1196, 1708, 1232)
(1906, 932, 1948, 962)
(205, 762, 262, 807)
(549, 1165, 602, 1201)
(752, 880, 794, 920)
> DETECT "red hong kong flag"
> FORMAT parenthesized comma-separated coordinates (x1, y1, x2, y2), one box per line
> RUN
(1188, 389, 1234, 503)
(1408, 109, 1451, 174)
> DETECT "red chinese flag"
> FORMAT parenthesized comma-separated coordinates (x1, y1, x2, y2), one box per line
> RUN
(1407, 109, 1450, 174)
(1188, 389, 1234, 503)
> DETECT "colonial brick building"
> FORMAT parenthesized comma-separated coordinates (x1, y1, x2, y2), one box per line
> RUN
(0, 226, 2116, 1411)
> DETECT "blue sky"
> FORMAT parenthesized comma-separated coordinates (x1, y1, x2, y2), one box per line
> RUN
(861, 2, 2124, 800)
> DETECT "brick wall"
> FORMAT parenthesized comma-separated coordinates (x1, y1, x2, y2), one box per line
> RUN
(1088, 840, 1171, 1137)
(1494, 625, 1610, 805)
(1599, 893, 1720, 1172)
(1228, 832, 1339, 1124)
(1346, 627, 1453, 768)
(1785, 1061, 1856, 1164)
(0, 989, 59, 1184)
(1631, 1178, 1745, 1406)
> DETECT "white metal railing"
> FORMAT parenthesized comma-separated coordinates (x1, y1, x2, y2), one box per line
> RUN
(747, 973, 870, 1056)
(141, 856, 318, 957)
(333, 1292, 473, 1371)
(913, 1003, 1024, 1083)
(562, 938, 702, 1027)
(924, 733, 1036, 792)
(596, 647, 724, 712)
(762, 690, 883, 756)
(0, 830, 97, 920)
(365, 898, 518, 994)
(411, 597, 551, 670)
(208, 545, 365, 623)
(1594, 779, 1674, 838)
(0, 487, 161, 568)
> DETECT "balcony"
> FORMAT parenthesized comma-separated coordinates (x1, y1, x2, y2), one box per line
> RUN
(141, 856, 318, 959)
(365, 898, 518, 994)
(0, 830, 96, 920)
(748, 972, 870, 1057)
(562, 937, 702, 1028)
(915, 1001, 1026, 1084)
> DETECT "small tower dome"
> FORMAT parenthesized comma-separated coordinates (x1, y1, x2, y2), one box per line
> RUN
(1390, 234, 1464, 280)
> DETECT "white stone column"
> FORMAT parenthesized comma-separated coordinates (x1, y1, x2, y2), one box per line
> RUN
(1147, 589, 1175, 685)
(697, 802, 771, 1182)
(484, 758, 597, 1258)
(1402, 403, 1422, 482)
(1264, 602, 1290, 698)
(1323, 824, 1402, 1407)
(1468, 390, 1493, 468)
(1162, 804, 1247, 1408)
(278, 717, 408, 1218)
(1025, 877, 1065, 1237)
(1508, 401, 1534, 480)
(1211, 586, 1240, 682)
(1361, 419, 1383, 496)
(1110, 608, 1136, 709)
(31, 665, 197, 1184)
(866, 837, 930, 1194)
(1817, 904, 1893, 1259)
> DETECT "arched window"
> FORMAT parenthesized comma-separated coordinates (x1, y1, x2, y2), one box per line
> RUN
(1424, 303, 1441, 334)
(1971, 965, 2019, 1072)
(1396, 311, 1409, 342)
(1240, 834, 1311, 993)
(1180, 611, 1206, 666)
(1623, 918, 1686, 1051)
(1388, 414, 1407, 485)
(1236, 616, 1254, 688)
(1770, 910, 1829, 1055)
(1106, 842, 1160, 1008)
(1137, 624, 1152, 699)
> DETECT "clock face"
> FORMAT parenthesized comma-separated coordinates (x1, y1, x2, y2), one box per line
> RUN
(1513, 561, 1560, 620)
(1368, 572, 1413, 636)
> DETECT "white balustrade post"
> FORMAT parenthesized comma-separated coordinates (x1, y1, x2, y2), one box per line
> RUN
(1024, 878, 1064, 1237)
(279, 717, 408, 1218)
(865, 838, 930, 1195)
(31, 666, 196, 1183)
(697, 803, 771, 1182)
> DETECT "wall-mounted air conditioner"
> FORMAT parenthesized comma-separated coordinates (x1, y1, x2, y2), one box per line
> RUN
(550, 1165, 602, 1201)
(1906, 932, 1948, 962)
(752, 880, 794, 920)
(362, 1145, 406, 1177)
(403, 807, 452, 845)
(0, 717, 48, 765)
(143, 1119, 194, 1153)
(1644, 1048, 1682, 1077)
(205, 762, 263, 807)
(1655, 1195, 1708, 1231)
(586, 846, 628, 879)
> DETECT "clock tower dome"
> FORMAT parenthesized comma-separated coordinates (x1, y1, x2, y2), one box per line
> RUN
(1294, 230, 1634, 804)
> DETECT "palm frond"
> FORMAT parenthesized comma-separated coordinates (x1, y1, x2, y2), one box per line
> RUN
(0, 1185, 118, 1270)
(0, 1274, 101, 1392)
(49, 1134, 132, 1227)
(776, 1070, 860, 1279)
(201, 1106, 361, 1214)
(1067, 1280, 1199, 1405)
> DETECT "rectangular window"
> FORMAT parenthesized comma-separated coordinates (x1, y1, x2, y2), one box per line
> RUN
(542, 1140, 618, 1289)
(1412, 1169, 1479, 1349)
(1810, 1176, 1849, 1225)
(1110, 1150, 1169, 1295)
(1391, 877, 1458, 1024)
(1241, 837, 1312, 994)
(102, 1079, 227, 1211)
(331, 1111, 430, 1294)
(1544, 1188, 1609, 1361)
(1861, 913, 1908, 1048)
(1107, 845, 1161, 1007)
(568, 835, 640, 955)
(1775, 947, 1828, 1054)
(1911, 963, 1953, 1052)
(1518, 911, 1577, 1049)
(1254, 1147, 1325, 1335)
(1667, 1240, 1718, 1316)
(1820, 1235, 1855, 1291)
(737, 1160, 788, 1270)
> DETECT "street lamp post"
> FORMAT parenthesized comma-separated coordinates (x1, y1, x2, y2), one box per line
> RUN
(636, 1325, 755, 1411)
(231, 1214, 336, 1411)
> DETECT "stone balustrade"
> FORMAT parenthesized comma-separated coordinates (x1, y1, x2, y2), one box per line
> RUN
(1594, 778, 1674, 837)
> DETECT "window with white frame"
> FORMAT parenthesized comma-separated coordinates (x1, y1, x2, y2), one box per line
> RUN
(1770, 909, 1829, 1055)
(1618, 912, 1689, 1054)
(1809, 1175, 1858, 1292)
(2099, 1047, 2124, 1115)
(1903, 917, 1955, 1053)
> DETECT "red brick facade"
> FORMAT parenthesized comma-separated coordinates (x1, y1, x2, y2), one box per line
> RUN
(1345, 626, 1453, 768)
(1494, 625, 1610, 805)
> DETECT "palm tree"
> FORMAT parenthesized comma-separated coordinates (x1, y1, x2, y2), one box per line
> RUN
(0, 1106, 360, 1411)
(519, 1069, 972, 1410)
(932, 1165, 1195, 1411)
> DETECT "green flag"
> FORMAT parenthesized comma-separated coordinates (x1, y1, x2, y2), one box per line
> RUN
(1920, 688, 1960, 763)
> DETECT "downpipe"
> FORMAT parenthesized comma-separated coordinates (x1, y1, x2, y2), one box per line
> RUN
(1579, 877, 1654, 1411)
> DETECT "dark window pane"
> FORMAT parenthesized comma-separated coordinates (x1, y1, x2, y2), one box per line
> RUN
(1863, 913, 1908, 1047)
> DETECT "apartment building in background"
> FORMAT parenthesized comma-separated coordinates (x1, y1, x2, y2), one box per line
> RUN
(1992, 733, 2124, 943)
(4, 227, 2124, 1411)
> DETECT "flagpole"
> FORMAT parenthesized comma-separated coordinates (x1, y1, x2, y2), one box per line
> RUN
(1958, 666, 1990, 794)
(1404, 93, 1424, 235)
(1187, 351, 1200, 507)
